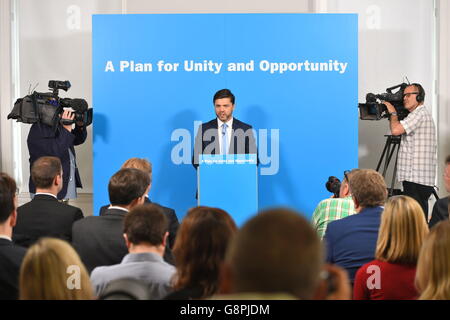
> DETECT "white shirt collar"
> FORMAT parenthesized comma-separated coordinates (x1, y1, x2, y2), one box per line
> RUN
(0, 235, 12, 241)
(107, 205, 129, 212)
(217, 117, 233, 129)
(35, 192, 58, 199)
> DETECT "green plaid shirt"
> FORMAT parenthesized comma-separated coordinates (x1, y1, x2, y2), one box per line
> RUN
(312, 196, 356, 239)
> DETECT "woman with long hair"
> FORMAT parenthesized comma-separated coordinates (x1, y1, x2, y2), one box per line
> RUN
(416, 220, 450, 300)
(353, 196, 428, 300)
(165, 206, 237, 300)
(20, 238, 93, 300)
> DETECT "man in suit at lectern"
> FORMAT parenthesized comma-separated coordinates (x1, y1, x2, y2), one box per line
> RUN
(192, 89, 257, 169)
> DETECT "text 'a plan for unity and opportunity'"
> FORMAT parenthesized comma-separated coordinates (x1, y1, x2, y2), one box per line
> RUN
(103, 59, 349, 74)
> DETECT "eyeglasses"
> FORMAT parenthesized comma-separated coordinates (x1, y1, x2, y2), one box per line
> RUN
(344, 170, 351, 182)
(403, 92, 419, 98)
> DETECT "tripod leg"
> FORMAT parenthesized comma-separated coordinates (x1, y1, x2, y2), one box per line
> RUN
(382, 137, 393, 177)
(390, 143, 400, 197)
(432, 188, 440, 201)
(376, 136, 390, 172)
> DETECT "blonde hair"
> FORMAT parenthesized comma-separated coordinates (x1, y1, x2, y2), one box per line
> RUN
(20, 238, 93, 300)
(121, 158, 152, 175)
(416, 221, 450, 300)
(375, 196, 428, 264)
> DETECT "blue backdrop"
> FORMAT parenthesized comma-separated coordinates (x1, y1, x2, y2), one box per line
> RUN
(92, 13, 358, 221)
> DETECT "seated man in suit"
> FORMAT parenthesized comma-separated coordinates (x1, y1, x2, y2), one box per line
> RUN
(324, 169, 388, 283)
(429, 154, 450, 228)
(0, 173, 27, 300)
(91, 204, 175, 299)
(13, 156, 84, 247)
(192, 88, 257, 169)
(72, 168, 149, 273)
(99, 158, 179, 250)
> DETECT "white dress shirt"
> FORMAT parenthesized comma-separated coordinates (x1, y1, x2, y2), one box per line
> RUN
(217, 117, 233, 155)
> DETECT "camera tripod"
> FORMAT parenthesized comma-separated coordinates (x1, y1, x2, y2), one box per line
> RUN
(376, 135, 439, 199)
(376, 135, 401, 197)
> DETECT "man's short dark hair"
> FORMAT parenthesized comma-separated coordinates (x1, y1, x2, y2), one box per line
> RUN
(123, 204, 168, 246)
(31, 156, 62, 189)
(213, 89, 235, 105)
(0, 173, 17, 223)
(108, 168, 150, 206)
(445, 155, 450, 165)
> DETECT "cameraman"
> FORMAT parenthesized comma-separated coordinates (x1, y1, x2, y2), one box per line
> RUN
(27, 108, 87, 201)
(383, 83, 437, 221)
(312, 169, 359, 239)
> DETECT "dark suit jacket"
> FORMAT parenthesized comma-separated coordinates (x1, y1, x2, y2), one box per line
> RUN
(72, 208, 128, 274)
(72, 207, 175, 273)
(27, 123, 87, 199)
(192, 117, 257, 169)
(429, 196, 449, 229)
(324, 206, 383, 283)
(13, 194, 84, 248)
(98, 197, 179, 249)
(0, 238, 27, 300)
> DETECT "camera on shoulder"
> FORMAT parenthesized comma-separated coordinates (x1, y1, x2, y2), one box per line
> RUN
(7, 80, 93, 129)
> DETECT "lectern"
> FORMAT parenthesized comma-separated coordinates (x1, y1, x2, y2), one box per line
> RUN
(198, 154, 258, 226)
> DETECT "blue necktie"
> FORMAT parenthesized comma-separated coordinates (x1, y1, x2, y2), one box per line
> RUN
(221, 123, 228, 155)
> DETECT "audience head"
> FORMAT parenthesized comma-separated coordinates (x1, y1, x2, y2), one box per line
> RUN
(108, 168, 150, 207)
(339, 169, 360, 198)
(123, 204, 168, 250)
(0, 172, 17, 227)
(20, 238, 93, 300)
(348, 169, 387, 209)
(121, 158, 152, 183)
(31, 156, 62, 193)
(376, 195, 428, 265)
(173, 206, 237, 298)
(416, 220, 450, 300)
(223, 208, 323, 299)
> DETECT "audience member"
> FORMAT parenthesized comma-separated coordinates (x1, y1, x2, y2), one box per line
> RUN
(98, 278, 153, 300)
(324, 169, 388, 283)
(312, 169, 359, 239)
(0, 173, 27, 300)
(353, 196, 428, 299)
(72, 168, 149, 273)
(13, 156, 83, 247)
(19, 238, 93, 300)
(428, 154, 450, 228)
(216, 208, 351, 300)
(164, 206, 237, 300)
(416, 220, 450, 300)
(91, 204, 175, 299)
(99, 158, 179, 250)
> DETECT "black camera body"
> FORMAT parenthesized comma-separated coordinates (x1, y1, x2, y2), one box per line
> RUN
(358, 83, 410, 121)
(7, 80, 92, 128)
(326, 176, 341, 198)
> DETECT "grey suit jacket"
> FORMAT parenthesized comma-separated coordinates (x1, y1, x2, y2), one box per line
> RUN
(90, 252, 176, 299)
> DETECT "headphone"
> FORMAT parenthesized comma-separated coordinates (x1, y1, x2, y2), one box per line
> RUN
(410, 83, 425, 103)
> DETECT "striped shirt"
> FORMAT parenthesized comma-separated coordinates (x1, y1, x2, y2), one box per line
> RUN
(398, 105, 437, 186)
(312, 196, 356, 239)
